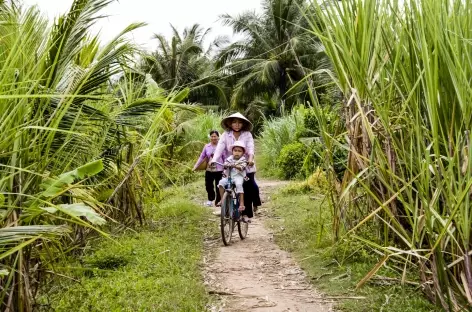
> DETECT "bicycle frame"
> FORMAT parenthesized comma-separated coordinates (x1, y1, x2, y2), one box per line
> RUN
(213, 161, 249, 245)
(214, 162, 240, 220)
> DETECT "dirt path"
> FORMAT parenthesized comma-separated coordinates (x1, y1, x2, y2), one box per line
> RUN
(204, 180, 333, 312)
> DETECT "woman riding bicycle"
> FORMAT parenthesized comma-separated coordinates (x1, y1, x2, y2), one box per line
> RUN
(210, 112, 261, 222)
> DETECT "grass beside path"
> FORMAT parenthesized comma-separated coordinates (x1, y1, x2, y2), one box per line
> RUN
(266, 183, 440, 312)
(40, 183, 214, 311)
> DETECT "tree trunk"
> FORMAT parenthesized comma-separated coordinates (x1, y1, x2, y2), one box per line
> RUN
(277, 67, 287, 116)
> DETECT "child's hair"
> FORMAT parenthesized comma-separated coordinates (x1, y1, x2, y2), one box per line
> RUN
(209, 130, 219, 136)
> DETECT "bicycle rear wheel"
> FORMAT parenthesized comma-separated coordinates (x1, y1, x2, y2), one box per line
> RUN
(238, 220, 248, 240)
(220, 193, 233, 246)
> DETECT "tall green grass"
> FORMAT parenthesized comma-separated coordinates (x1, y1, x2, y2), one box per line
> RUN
(174, 110, 225, 158)
(260, 107, 306, 169)
(40, 197, 212, 311)
(305, 0, 472, 309)
(0, 1, 193, 310)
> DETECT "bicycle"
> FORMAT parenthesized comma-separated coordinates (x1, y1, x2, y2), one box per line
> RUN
(213, 162, 248, 246)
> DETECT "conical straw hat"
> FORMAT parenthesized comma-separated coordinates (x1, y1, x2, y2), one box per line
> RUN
(221, 112, 253, 132)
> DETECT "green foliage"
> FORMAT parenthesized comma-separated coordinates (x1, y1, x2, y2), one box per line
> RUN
(300, 138, 347, 181)
(142, 111, 226, 189)
(84, 252, 130, 271)
(260, 108, 305, 169)
(0, 1, 197, 309)
(260, 105, 346, 181)
(306, 168, 329, 190)
(175, 111, 225, 158)
(280, 182, 314, 195)
(299, 106, 338, 138)
(142, 24, 228, 107)
(277, 142, 308, 179)
(309, 0, 472, 308)
(40, 196, 211, 311)
(217, 0, 331, 115)
(300, 140, 323, 176)
(332, 144, 348, 180)
(302, 109, 321, 137)
(41, 203, 106, 225)
(40, 159, 104, 198)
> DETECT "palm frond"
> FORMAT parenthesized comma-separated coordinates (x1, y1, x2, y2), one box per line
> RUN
(42, 0, 115, 88)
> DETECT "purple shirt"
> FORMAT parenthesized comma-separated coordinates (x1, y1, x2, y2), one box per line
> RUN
(194, 143, 224, 172)
(212, 130, 256, 173)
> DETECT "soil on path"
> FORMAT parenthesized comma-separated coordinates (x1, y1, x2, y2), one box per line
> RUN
(203, 180, 333, 312)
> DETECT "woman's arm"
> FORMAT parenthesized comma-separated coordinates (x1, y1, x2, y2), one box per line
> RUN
(245, 132, 255, 164)
(211, 132, 227, 163)
(193, 145, 208, 170)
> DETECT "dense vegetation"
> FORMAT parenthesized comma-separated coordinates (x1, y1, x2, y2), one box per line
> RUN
(0, 0, 197, 310)
(39, 186, 214, 311)
(307, 1, 472, 310)
(1, 0, 471, 311)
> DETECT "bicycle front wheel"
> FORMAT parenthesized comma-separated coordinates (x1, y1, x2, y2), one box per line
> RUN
(220, 192, 233, 246)
(238, 220, 248, 240)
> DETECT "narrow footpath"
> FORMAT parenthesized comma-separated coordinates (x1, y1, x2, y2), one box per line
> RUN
(202, 180, 333, 312)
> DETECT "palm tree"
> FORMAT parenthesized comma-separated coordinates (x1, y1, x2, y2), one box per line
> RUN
(144, 24, 206, 89)
(142, 24, 228, 107)
(217, 0, 330, 115)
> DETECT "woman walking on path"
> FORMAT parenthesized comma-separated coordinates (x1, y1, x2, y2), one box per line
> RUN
(210, 113, 262, 220)
(193, 130, 225, 207)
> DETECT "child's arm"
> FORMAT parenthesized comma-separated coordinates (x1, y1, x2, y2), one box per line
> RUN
(223, 157, 233, 176)
(223, 157, 233, 168)
(234, 157, 248, 171)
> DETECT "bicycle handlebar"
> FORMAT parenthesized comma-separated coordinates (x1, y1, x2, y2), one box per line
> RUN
(212, 161, 233, 169)
(210, 161, 254, 168)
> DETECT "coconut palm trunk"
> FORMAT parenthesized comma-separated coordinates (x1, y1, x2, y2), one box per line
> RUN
(278, 66, 287, 114)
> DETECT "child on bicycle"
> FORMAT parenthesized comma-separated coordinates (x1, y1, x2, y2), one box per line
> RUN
(216, 141, 248, 215)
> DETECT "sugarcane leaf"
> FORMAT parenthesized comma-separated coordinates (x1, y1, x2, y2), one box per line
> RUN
(40, 159, 104, 197)
(41, 203, 106, 225)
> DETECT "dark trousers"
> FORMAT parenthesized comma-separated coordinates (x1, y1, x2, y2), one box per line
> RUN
(242, 172, 262, 218)
(205, 171, 223, 203)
